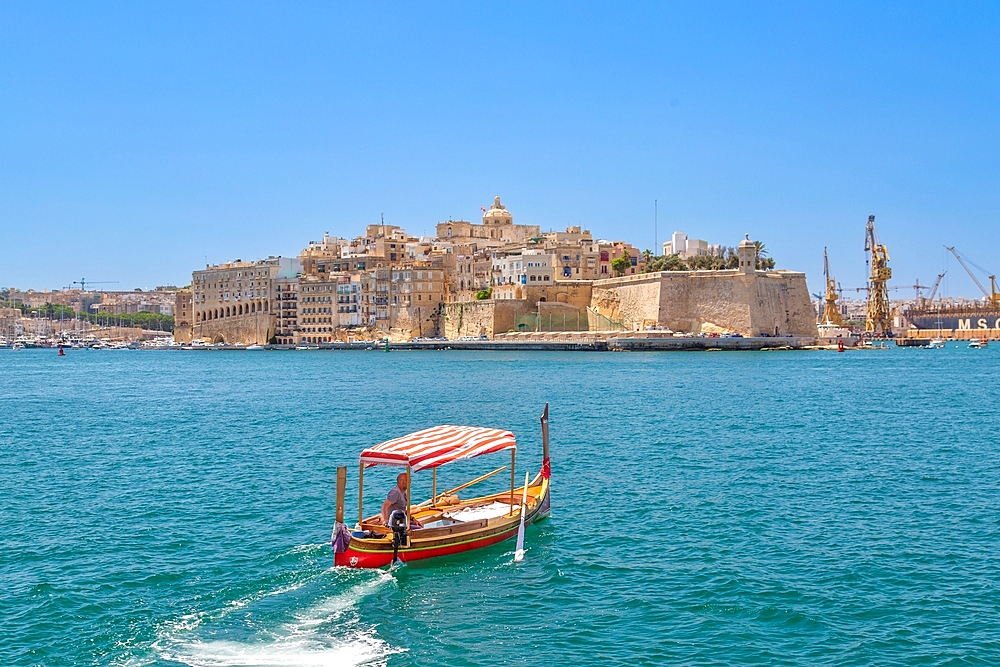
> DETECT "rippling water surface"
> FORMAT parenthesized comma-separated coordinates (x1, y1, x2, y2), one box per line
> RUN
(3, 346, 1000, 666)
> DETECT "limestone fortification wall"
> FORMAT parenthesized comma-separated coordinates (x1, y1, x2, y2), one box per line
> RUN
(443, 300, 534, 339)
(173, 324, 193, 344)
(747, 272, 817, 337)
(523, 282, 593, 308)
(388, 305, 442, 341)
(191, 312, 275, 345)
(592, 270, 817, 336)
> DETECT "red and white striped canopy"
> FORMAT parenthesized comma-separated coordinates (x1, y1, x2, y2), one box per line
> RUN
(360, 425, 517, 471)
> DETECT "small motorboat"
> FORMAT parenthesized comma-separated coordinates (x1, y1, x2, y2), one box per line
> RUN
(969, 338, 988, 349)
(332, 405, 552, 568)
(245, 344, 264, 351)
(925, 338, 946, 349)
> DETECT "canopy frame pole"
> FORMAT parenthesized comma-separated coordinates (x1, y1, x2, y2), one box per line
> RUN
(358, 462, 364, 526)
(405, 464, 412, 547)
(432, 468, 437, 506)
(510, 449, 516, 515)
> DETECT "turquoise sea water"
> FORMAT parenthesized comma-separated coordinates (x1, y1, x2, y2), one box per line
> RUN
(3, 346, 1000, 666)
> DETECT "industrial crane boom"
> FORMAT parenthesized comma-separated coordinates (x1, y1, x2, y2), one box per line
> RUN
(72, 278, 119, 291)
(821, 247, 843, 325)
(945, 247, 1000, 306)
(927, 272, 945, 302)
(864, 215, 892, 335)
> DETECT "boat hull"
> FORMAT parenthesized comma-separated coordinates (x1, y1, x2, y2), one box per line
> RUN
(336, 475, 549, 568)
(905, 308, 1000, 331)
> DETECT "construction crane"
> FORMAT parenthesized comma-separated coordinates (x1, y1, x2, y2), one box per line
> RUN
(72, 278, 119, 291)
(821, 247, 843, 325)
(864, 215, 892, 335)
(945, 247, 1000, 307)
(927, 272, 945, 301)
(909, 280, 929, 301)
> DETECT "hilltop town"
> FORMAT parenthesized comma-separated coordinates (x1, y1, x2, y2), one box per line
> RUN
(168, 196, 814, 345)
(1, 195, 819, 347)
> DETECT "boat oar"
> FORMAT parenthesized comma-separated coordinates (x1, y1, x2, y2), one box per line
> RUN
(413, 465, 507, 508)
(514, 471, 529, 562)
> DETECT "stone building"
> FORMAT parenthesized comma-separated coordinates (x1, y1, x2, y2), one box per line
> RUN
(298, 276, 340, 344)
(492, 249, 556, 286)
(435, 196, 540, 247)
(273, 277, 298, 345)
(173, 289, 192, 343)
(190, 256, 300, 345)
(386, 262, 446, 339)
(337, 275, 362, 328)
(441, 244, 493, 302)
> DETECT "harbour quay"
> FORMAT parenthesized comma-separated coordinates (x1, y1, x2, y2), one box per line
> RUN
(261, 332, 816, 352)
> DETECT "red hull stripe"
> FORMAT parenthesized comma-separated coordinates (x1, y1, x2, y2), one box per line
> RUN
(336, 525, 521, 568)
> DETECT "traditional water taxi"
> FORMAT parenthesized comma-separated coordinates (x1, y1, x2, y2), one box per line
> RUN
(331, 405, 551, 568)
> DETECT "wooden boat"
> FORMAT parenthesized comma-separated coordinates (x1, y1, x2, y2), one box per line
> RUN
(331, 405, 551, 568)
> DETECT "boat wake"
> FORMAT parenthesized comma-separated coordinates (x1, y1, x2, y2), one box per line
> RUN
(150, 548, 402, 667)
(160, 631, 392, 667)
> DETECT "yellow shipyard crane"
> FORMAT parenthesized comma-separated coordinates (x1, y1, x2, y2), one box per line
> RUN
(821, 247, 843, 325)
(864, 215, 892, 334)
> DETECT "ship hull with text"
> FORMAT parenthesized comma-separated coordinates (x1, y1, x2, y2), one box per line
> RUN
(902, 306, 1000, 331)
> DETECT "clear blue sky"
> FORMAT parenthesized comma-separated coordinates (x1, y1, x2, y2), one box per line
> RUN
(2, 2, 998, 298)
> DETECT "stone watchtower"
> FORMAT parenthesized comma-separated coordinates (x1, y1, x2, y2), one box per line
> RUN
(737, 235, 757, 275)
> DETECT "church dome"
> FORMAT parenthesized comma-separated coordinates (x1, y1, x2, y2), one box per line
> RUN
(483, 195, 513, 225)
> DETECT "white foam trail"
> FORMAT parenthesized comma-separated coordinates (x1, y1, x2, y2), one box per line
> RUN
(161, 630, 398, 667)
(293, 570, 395, 628)
(154, 577, 315, 643)
(157, 565, 402, 667)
